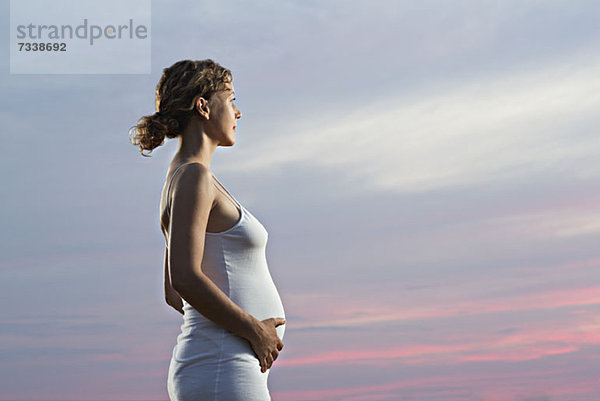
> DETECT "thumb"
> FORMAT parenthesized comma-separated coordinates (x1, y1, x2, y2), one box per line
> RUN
(274, 317, 286, 327)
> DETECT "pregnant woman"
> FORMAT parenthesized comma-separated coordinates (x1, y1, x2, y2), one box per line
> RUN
(129, 59, 286, 401)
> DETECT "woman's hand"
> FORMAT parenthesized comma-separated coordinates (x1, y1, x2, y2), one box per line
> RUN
(248, 317, 286, 373)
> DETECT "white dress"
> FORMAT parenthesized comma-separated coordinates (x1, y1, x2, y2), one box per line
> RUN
(164, 164, 286, 401)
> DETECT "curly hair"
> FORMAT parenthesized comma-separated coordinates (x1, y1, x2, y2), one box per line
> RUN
(129, 59, 233, 157)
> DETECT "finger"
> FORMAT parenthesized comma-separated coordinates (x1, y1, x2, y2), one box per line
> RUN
(277, 339, 283, 350)
(274, 317, 286, 327)
(271, 349, 279, 361)
(260, 358, 267, 373)
(266, 354, 274, 369)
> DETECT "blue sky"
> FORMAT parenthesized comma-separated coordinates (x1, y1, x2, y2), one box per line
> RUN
(2, 1, 600, 400)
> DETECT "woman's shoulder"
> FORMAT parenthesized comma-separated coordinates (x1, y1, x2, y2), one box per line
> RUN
(167, 161, 215, 196)
(161, 161, 216, 232)
(168, 161, 210, 178)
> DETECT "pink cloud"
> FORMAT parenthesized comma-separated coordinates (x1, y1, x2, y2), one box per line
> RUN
(458, 345, 579, 363)
(279, 311, 600, 368)
(272, 367, 586, 401)
(86, 352, 126, 362)
(278, 344, 469, 367)
(287, 282, 600, 331)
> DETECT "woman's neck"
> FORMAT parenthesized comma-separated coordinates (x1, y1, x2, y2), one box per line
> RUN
(175, 119, 218, 167)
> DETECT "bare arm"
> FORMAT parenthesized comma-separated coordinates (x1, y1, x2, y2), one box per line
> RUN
(168, 163, 284, 372)
(164, 247, 183, 315)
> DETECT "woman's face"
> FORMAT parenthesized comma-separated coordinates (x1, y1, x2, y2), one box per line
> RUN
(205, 81, 242, 146)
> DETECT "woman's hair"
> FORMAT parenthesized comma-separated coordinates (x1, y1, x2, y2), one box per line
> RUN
(129, 59, 233, 157)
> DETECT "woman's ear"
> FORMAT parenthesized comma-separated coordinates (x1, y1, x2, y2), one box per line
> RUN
(196, 97, 209, 119)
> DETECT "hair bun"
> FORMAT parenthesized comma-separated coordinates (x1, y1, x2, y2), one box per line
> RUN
(153, 112, 179, 134)
(165, 116, 180, 133)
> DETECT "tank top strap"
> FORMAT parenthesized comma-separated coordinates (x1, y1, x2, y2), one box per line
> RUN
(210, 173, 243, 210)
(165, 162, 195, 218)
(166, 163, 243, 218)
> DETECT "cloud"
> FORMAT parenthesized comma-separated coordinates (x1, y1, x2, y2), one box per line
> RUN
(285, 282, 600, 331)
(225, 48, 600, 195)
(272, 367, 576, 401)
(278, 328, 595, 368)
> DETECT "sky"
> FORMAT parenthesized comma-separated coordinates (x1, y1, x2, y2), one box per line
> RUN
(1, 0, 600, 400)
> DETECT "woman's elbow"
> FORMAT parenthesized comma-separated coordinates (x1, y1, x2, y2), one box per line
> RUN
(171, 279, 188, 294)
(171, 271, 203, 294)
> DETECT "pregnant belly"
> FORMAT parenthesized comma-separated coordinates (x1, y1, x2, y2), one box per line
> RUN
(181, 272, 285, 340)
(230, 273, 286, 340)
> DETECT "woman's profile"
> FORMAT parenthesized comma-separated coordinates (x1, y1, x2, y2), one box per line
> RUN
(129, 59, 286, 401)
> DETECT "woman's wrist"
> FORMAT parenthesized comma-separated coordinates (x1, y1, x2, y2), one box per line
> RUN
(238, 313, 262, 342)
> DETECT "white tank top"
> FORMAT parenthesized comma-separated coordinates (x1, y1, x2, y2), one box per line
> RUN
(164, 162, 286, 358)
